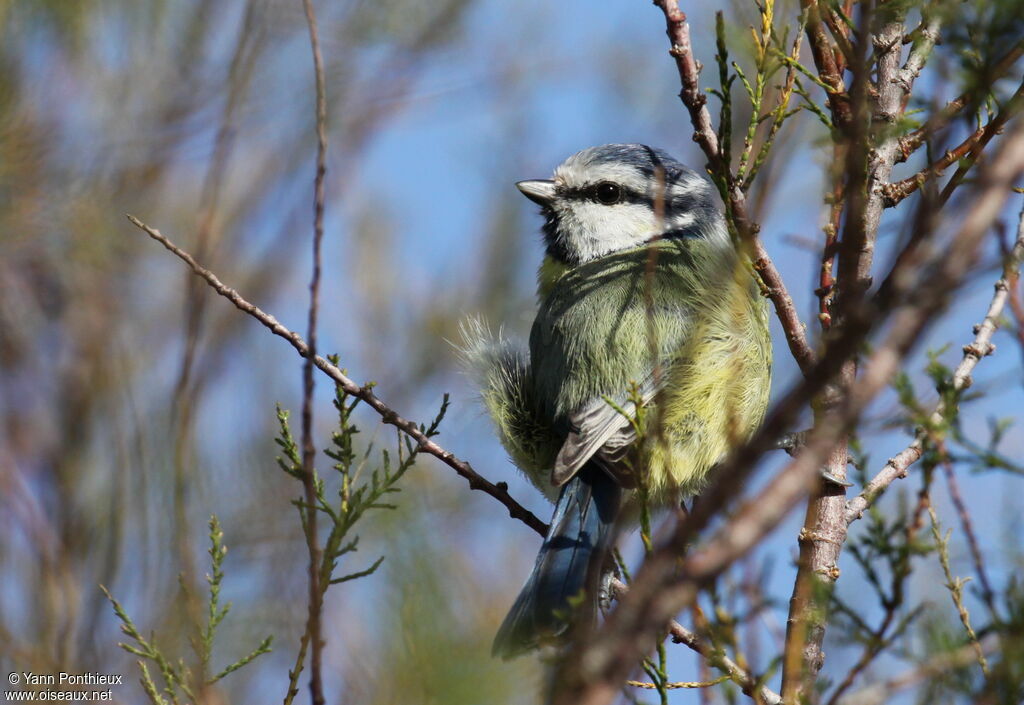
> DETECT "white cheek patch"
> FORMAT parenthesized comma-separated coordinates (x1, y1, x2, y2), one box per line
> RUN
(554, 201, 659, 262)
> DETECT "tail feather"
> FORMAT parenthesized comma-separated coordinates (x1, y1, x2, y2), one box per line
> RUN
(492, 464, 621, 659)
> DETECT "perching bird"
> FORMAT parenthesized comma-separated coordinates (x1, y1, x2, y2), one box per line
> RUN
(461, 144, 772, 659)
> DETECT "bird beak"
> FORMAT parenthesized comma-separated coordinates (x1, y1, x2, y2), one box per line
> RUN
(516, 179, 556, 206)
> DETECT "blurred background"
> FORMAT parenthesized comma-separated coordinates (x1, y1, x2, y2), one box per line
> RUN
(1, 1, 1021, 703)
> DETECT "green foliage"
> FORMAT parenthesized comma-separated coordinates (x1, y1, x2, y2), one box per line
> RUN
(276, 356, 450, 703)
(101, 516, 273, 705)
(275, 372, 449, 589)
(704, 0, 812, 252)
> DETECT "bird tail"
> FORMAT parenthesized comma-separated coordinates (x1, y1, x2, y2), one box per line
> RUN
(492, 463, 621, 659)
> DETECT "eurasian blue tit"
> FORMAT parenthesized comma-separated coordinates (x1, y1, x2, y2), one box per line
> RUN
(462, 144, 772, 659)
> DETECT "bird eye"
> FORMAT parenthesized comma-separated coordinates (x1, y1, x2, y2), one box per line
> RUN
(595, 182, 621, 205)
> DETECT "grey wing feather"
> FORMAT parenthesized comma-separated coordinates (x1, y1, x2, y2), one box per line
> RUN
(551, 376, 659, 486)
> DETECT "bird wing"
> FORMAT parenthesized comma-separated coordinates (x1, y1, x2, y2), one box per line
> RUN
(551, 376, 659, 487)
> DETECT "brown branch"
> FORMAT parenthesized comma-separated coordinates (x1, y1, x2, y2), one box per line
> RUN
(799, 0, 851, 127)
(653, 0, 818, 376)
(846, 190, 1024, 524)
(883, 124, 988, 206)
(126, 215, 550, 540)
(835, 7, 919, 314)
(820, 6, 854, 75)
(781, 11, 946, 697)
(939, 81, 1024, 205)
(885, 79, 1024, 207)
(653, 0, 721, 167)
(896, 41, 1024, 164)
(780, 9, 893, 699)
(292, 2, 330, 704)
(784, 119, 1024, 701)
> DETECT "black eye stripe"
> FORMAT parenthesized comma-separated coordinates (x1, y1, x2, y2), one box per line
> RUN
(560, 184, 651, 206)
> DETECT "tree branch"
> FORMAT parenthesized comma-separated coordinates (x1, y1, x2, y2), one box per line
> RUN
(296, 0, 329, 702)
(799, 0, 851, 127)
(653, 0, 720, 166)
(780, 7, 950, 696)
(896, 40, 1024, 164)
(847, 189, 1024, 524)
(884, 79, 1024, 207)
(653, 0, 817, 376)
(126, 215, 549, 538)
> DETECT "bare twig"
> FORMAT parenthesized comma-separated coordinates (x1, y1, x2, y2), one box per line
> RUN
(885, 79, 1024, 207)
(896, 40, 1024, 163)
(126, 215, 549, 538)
(847, 191, 1024, 524)
(293, 1, 330, 703)
(939, 80, 1024, 205)
(653, 0, 720, 166)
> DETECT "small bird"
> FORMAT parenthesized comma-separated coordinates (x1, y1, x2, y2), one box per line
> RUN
(462, 144, 772, 659)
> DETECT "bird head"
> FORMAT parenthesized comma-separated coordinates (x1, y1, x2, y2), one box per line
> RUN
(516, 144, 727, 266)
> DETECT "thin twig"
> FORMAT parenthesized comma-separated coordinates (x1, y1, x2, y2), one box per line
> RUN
(896, 40, 1024, 163)
(296, 1, 329, 703)
(884, 79, 1024, 207)
(653, 0, 817, 376)
(847, 193, 1024, 524)
(653, 0, 721, 166)
(126, 215, 549, 539)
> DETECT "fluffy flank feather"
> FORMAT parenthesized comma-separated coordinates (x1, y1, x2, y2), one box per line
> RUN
(456, 318, 556, 492)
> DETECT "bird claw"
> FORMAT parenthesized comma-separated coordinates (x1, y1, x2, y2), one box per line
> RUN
(820, 468, 854, 487)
